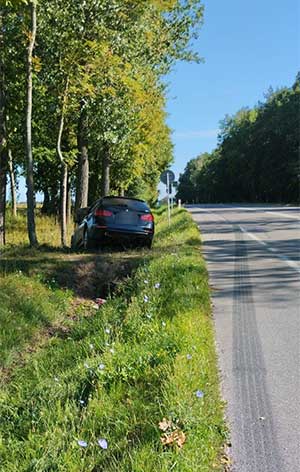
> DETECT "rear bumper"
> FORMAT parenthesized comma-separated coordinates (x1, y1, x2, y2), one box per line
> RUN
(89, 225, 154, 241)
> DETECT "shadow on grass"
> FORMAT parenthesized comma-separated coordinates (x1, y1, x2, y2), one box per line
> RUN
(0, 238, 201, 300)
(0, 244, 147, 299)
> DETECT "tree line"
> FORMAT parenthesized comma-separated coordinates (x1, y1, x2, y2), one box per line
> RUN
(177, 75, 300, 204)
(0, 0, 204, 246)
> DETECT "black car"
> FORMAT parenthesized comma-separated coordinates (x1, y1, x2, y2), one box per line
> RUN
(71, 196, 154, 250)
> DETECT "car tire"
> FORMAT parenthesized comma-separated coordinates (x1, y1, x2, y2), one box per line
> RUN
(83, 229, 97, 251)
(144, 238, 153, 249)
(71, 235, 76, 251)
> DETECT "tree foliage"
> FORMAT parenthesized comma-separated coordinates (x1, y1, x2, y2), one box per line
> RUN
(177, 76, 300, 204)
(0, 0, 204, 245)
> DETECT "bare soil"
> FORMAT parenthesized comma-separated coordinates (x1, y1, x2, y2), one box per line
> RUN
(0, 247, 146, 299)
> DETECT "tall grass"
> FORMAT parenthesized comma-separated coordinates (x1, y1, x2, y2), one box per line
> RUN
(0, 274, 72, 370)
(5, 208, 74, 247)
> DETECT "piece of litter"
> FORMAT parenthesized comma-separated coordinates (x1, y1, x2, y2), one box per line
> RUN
(186, 354, 192, 360)
(196, 390, 204, 398)
(96, 298, 106, 306)
(92, 304, 99, 309)
(144, 280, 149, 284)
(77, 440, 88, 448)
(144, 295, 149, 303)
(89, 344, 94, 350)
(98, 438, 108, 449)
(98, 363, 105, 371)
(154, 283, 161, 289)
(79, 400, 85, 405)
(105, 328, 110, 334)
(109, 348, 115, 354)
(146, 314, 152, 319)
(54, 377, 59, 382)
(259, 416, 266, 421)
(162, 321, 166, 327)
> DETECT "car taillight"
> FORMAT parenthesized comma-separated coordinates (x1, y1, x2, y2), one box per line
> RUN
(94, 209, 113, 217)
(140, 213, 154, 222)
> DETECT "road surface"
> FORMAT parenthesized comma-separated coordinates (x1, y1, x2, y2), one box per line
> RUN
(187, 205, 300, 472)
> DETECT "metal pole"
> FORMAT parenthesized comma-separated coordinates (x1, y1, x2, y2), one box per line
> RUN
(167, 172, 171, 226)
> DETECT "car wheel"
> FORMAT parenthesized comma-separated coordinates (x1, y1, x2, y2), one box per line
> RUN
(71, 235, 76, 251)
(144, 238, 153, 249)
(83, 229, 97, 251)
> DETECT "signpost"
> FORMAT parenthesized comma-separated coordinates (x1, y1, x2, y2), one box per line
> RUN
(160, 170, 175, 226)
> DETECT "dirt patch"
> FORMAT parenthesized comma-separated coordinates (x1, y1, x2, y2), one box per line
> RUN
(0, 247, 146, 299)
(54, 252, 142, 298)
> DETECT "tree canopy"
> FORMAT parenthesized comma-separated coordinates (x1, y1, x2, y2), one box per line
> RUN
(176, 76, 300, 204)
(0, 0, 204, 245)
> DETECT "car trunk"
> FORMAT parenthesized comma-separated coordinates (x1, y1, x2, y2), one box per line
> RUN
(113, 207, 139, 225)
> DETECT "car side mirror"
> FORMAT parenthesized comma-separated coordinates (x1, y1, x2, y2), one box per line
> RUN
(75, 207, 89, 224)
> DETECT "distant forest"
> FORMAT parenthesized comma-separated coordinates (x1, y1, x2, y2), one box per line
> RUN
(176, 74, 300, 204)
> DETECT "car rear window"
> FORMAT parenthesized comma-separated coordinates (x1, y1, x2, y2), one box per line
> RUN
(102, 198, 150, 211)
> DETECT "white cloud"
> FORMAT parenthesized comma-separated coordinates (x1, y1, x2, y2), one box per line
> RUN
(173, 129, 219, 139)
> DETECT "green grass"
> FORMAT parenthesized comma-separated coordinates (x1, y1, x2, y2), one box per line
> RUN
(0, 274, 72, 371)
(0, 208, 227, 471)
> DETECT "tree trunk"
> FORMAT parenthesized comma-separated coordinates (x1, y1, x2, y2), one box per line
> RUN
(76, 100, 89, 210)
(0, 9, 7, 246)
(49, 186, 59, 216)
(0, 166, 6, 245)
(60, 163, 68, 246)
(66, 179, 72, 224)
(41, 187, 50, 214)
(26, 1, 38, 246)
(8, 148, 17, 217)
(101, 145, 110, 196)
(57, 80, 69, 247)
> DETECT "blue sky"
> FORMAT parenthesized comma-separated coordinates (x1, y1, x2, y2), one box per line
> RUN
(164, 0, 299, 185)
(16, 0, 299, 201)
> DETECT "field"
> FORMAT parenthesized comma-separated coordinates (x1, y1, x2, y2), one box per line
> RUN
(0, 207, 227, 471)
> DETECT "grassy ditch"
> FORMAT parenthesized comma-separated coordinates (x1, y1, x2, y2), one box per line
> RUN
(0, 274, 72, 372)
(0, 207, 227, 471)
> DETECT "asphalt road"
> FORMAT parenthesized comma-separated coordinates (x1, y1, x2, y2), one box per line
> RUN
(187, 204, 300, 472)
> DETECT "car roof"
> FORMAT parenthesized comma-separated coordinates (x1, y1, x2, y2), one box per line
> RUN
(102, 196, 147, 203)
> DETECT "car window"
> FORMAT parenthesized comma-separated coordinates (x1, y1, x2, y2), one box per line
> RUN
(102, 198, 149, 211)
(89, 200, 101, 214)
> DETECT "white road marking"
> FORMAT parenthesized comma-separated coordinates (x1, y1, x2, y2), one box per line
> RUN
(239, 226, 300, 274)
(265, 211, 300, 220)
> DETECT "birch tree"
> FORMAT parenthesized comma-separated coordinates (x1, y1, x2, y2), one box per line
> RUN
(0, 7, 7, 245)
(26, 0, 38, 246)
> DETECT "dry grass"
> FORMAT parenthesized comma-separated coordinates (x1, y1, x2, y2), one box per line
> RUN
(5, 208, 74, 247)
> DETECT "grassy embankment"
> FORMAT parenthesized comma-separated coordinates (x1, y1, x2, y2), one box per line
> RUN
(0, 207, 227, 471)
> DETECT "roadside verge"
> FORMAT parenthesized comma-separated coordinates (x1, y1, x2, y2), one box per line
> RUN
(0, 207, 227, 471)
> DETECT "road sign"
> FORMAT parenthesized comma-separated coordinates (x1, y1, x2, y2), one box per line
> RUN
(160, 170, 175, 185)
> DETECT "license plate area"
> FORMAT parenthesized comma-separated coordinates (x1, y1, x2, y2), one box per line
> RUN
(114, 211, 138, 225)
